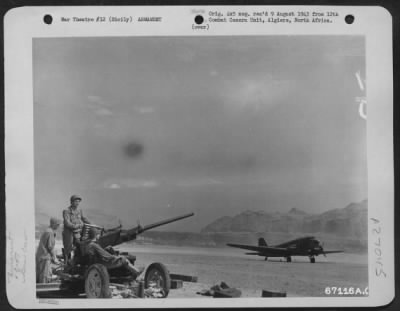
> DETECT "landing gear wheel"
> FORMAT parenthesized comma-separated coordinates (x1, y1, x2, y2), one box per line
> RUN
(84, 264, 111, 298)
(310, 257, 316, 263)
(286, 256, 292, 263)
(144, 262, 171, 298)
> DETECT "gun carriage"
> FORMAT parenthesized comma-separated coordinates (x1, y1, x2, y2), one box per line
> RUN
(47, 213, 194, 298)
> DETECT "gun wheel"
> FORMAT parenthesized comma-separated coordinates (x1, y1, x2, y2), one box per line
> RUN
(84, 264, 111, 298)
(144, 262, 171, 298)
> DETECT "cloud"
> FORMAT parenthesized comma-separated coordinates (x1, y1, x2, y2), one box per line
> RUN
(104, 178, 158, 189)
(93, 123, 105, 129)
(222, 75, 294, 112)
(133, 106, 155, 114)
(175, 178, 224, 187)
(177, 48, 196, 62)
(105, 177, 226, 189)
(130, 180, 158, 188)
(96, 108, 113, 116)
(87, 95, 113, 116)
(209, 70, 218, 77)
(88, 95, 103, 103)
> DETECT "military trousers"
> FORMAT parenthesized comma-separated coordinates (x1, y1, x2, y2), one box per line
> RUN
(36, 258, 51, 283)
(62, 230, 81, 263)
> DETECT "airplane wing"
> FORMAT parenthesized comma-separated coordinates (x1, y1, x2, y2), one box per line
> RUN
(226, 243, 288, 256)
(321, 250, 344, 254)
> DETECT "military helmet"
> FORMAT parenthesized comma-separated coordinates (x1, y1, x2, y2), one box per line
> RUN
(70, 194, 82, 203)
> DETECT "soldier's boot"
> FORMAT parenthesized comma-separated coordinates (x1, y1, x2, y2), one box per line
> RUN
(126, 263, 145, 279)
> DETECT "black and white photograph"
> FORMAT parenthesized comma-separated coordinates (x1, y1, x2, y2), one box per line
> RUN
(4, 6, 394, 308)
(32, 35, 369, 299)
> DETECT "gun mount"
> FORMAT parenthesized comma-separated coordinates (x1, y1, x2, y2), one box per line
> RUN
(43, 212, 195, 299)
(92, 212, 195, 248)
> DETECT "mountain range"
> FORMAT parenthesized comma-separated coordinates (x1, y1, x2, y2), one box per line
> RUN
(35, 200, 367, 252)
(201, 200, 367, 240)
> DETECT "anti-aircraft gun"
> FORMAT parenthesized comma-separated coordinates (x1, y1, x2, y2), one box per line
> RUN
(53, 213, 194, 299)
(93, 212, 195, 249)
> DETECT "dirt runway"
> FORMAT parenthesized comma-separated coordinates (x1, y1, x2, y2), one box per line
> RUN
(118, 244, 368, 298)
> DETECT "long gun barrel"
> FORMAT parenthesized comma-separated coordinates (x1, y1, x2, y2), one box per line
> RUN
(136, 212, 195, 234)
(98, 212, 194, 248)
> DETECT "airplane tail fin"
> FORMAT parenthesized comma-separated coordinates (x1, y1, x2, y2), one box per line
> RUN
(258, 237, 267, 247)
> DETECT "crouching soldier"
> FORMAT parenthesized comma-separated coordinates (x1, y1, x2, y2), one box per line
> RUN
(36, 217, 61, 283)
(62, 195, 91, 264)
(81, 227, 144, 278)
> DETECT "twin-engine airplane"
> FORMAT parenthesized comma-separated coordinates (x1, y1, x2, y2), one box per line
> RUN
(227, 236, 343, 263)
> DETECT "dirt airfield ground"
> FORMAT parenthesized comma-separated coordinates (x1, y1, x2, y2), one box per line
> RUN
(117, 244, 369, 298)
(47, 242, 368, 298)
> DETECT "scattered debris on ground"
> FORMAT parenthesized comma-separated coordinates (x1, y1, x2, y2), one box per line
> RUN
(261, 289, 287, 297)
(196, 282, 241, 298)
(109, 280, 167, 298)
(170, 273, 198, 283)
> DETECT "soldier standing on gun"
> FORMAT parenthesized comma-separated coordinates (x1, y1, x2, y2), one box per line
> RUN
(62, 195, 91, 264)
(36, 217, 61, 283)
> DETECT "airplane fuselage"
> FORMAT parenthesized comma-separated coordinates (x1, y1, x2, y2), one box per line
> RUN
(227, 236, 343, 263)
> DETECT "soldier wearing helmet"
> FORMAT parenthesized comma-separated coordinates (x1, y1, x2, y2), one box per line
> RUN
(80, 227, 144, 278)
(62, 195, 91, 264)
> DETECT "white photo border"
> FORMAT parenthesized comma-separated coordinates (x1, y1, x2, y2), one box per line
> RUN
(4, 5, 394, 308)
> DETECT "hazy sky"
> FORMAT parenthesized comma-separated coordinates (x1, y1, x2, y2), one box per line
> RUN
(33, 36, 366, 231)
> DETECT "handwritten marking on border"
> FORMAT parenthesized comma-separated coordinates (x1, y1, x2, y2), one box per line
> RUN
(371, 218, 387, 278)
(7, 230, 28, 283)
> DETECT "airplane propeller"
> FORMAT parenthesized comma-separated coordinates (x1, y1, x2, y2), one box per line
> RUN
(321, 242, 326, 257)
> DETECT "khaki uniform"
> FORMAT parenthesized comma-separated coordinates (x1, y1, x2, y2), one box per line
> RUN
(81, 240, 128, 269)
(62, 206, 90, 261)
(36, 228, 56, 283)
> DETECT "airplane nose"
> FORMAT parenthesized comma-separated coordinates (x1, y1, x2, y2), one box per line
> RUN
(320, 245, 326, 257)
(315, 244, 326, 256)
